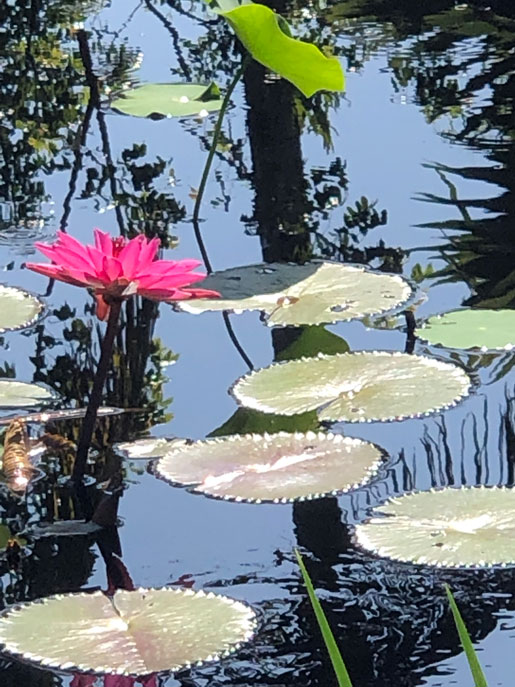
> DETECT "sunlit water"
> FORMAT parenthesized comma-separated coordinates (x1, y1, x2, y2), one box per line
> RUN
(1, 0, 514, 685)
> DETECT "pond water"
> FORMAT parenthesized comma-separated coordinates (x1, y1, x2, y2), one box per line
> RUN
(1, 0, 515, 685)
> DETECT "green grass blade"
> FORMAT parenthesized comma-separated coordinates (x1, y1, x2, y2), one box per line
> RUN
(295, 549, 353, 687)
(445, 584, 488, 687)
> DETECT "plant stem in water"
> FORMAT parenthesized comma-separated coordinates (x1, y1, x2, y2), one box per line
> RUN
(192, 55, 250, 260)
(72, 299, 123, 482)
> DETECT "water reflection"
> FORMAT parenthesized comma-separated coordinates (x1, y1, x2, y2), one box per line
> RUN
(1, 0, 515, 685)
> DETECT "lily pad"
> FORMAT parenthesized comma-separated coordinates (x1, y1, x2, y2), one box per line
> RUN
(116, 437, 180, 460)
(178, 262, 413, 327)
(232, 351, 471, 423)
(220, 4, 344, 97)
(0, 285, 44, 333)
(155, 432, 383, 503)
(355, 487, 515, 568)
(111, 83, 223, 118)
(0, 381, 55, 409)
(0, 587, 255, 675)
(419, 309, 515, 351)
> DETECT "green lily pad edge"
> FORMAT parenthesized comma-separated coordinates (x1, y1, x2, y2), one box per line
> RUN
(418, 308, 515, 352)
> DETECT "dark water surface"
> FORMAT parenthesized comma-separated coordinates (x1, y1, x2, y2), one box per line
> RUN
(1, 0, 515, 685)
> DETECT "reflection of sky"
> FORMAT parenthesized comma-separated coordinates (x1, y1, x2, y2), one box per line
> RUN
(1, 2, 515, 686)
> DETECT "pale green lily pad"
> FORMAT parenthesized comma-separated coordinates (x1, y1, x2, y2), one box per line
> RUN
(0, 285, 44, 333)
(220, 4, 344, 97)
(155, 432, 383, 503)
(355, 487, 515, 568)
(111, 83, 223, 118)
(178, 262, 413, 326)
(0, 587, 255, 675)
(232, 352, 471, 423)
(117, 437, 180, 460)
(419, 309, 515, 351)
(0, 381, 55, 409)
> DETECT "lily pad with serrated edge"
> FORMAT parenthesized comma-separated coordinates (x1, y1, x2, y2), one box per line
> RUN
(418, 309, 515, 352)
(0, 381, 55, 409)
(0, 587, 256, 676)
(116, 437, 181, 460)
(155, 432, 384, 503)
(354, 486, 515, 568)
(110, 83, 223, 119)
(232, 351, 471, 423)
(177, 262, 413, 327)
(0, 285, 44, 334)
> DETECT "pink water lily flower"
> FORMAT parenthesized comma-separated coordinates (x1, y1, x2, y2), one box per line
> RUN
(27, 230, 219, 320)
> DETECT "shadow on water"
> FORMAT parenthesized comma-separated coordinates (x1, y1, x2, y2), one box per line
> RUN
(1, 0, 515, 686)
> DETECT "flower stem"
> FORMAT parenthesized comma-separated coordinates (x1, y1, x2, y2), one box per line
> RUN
(192, 55, 250, 270)
(72, 300, 123, 483)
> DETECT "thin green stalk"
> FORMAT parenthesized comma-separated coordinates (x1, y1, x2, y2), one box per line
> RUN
(72, 299, 123, 483)
(192, 56, 250, 241)
(445, 585, 488, 687)
(295, 549, 353, 687)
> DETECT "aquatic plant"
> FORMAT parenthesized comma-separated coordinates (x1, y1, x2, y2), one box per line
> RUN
(418, 309, 515, 352)
(232, 351, 471, 422)
(177, 261, 413, 326)
(0, 588, 256, 675)
(27, 229, 219, 322)
(0, 285, 44, 334)
(27, 229, 218, 481)
(154, 431, 384, 503)
(355, 487, 515, 568)
(296, 550, 489, 687)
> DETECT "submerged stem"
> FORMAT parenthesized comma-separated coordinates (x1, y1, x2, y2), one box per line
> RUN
(72, 300, 123, 482)
(192, 55, 250, 270)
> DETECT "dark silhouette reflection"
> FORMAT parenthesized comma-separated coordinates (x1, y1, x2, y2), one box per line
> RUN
(197, 1, 515, 685)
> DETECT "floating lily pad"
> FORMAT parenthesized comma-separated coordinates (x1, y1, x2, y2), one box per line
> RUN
(419, 309, 515, 351)
(0, 285, 44, 333)
(111, 83, 223, 118)
(178, 262, 413, 327)
(116, 437, 180, 460)
(0, 381, 55, 409)
(220, 4, 344, 97)
(155, 432, 383, 503)
(232, 352, 471, 422)
(355, 487, 515, 568)
(0, 587, 255, 675)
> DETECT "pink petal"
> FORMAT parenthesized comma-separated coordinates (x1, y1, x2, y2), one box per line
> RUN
(55, 231, 92, 256)
(138, 236, 160, 265)
(94, 229, 114, 256)
(117, 237, 144, 279)
(137, 272, 207, 291)
(85, 245, 108, 278)
(170, 287, 221, 300)
(102, 256, 123, 282)
(135, 259, 203, 278)
(95, 294, 110, 321)
(26, 263, 89, 287)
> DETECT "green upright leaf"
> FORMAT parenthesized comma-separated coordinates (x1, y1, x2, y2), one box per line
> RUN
(295, 549, 353, 687)
(445, 585, 488, 687)
(220, 4, 344, 97)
